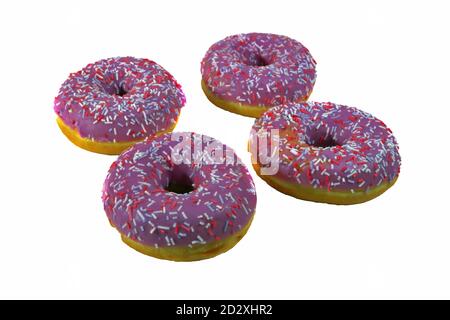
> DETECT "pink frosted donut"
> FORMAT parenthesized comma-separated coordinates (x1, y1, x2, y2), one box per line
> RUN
(102, 132, 257, 261)
(201, 33, 317, 117)
(250, 102, 401, 204)
(54, 57, 186, 155)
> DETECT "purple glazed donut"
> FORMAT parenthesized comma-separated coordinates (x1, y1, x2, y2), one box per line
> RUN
(201, 33, 317, 117)
(249, 102, 401, 204)
(54, 57, 186, 155)
(102, 132, 257, 261)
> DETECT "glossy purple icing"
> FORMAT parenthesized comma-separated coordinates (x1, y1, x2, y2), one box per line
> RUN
(102, 132, 257, 248)
(201, 33, 316, 107)
(54, 57, 185, 142)
(250, 102, 401, 192)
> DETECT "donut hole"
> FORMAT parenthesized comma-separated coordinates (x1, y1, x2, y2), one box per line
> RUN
(115, 85, 128, 97)
(105, 83, 129, 97)
(242, 51, 271, 67)
(311, 136, 338, 148)
(306, 128, 340, 148)
(165, 167, 195, 194)
(250, 55, 269, 67)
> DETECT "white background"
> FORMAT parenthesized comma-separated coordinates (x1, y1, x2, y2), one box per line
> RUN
(0, 0, 449, 299)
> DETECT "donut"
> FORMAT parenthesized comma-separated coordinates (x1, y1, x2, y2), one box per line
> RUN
(102, 132, 257, 261)
(201, 33, 316, 118)
(54, 57, 186, 155)
(249, 102, 401, 204)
